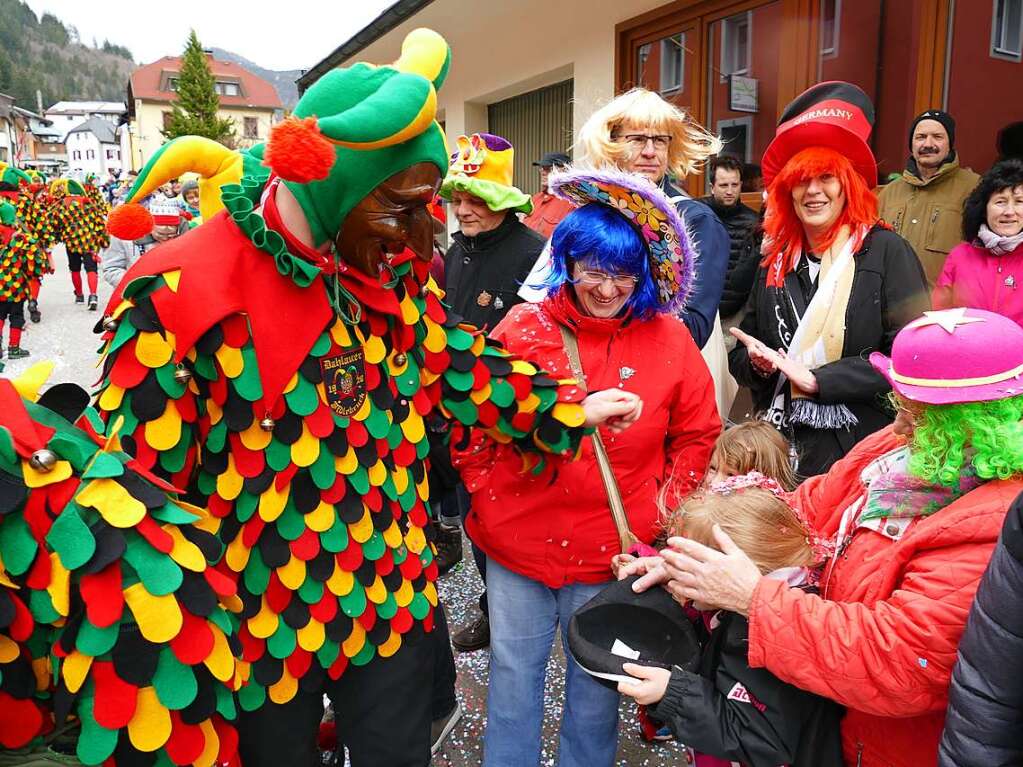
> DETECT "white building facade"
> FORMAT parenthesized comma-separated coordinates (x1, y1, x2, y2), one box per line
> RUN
(65, 117, 122, 179)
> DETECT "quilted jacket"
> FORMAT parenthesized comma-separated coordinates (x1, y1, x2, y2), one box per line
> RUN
(746, 427, 1023, 766)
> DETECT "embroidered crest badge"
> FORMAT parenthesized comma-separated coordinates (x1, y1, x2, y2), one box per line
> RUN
(320, 349, 367, 417)
(477, 290, 493, 307)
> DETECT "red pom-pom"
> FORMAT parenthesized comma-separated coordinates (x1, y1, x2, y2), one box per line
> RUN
(265, 117, 335, 183)
(107, 203, 154, 240)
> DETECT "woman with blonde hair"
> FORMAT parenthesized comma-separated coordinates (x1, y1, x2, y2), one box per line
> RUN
(524, 89, 729, 352)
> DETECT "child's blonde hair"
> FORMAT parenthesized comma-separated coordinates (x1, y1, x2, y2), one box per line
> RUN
(667, 487, 817, 574)
(712, 422, 796, 491)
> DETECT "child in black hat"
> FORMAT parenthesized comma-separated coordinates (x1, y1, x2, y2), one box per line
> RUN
(617, 475, 843, 766)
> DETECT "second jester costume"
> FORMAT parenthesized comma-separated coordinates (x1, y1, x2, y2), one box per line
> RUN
(98, 29, 618, 765)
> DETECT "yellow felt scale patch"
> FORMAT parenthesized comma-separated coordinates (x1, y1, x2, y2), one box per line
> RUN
(195, 720, 220, 767)
(363, 335, 386, 365)
(365, 575, 386, 605)
(268, 667, 298, 704)
(552, 402, 586, 427)
(205, 623, 234, 682)
(424, 320, 446, 353)
(349, 508, 374, 544)
(335, 449, 358, 475)
(124, 583, 183, 643)
(291, 425, 320, 468)
(277, 556, 306, 591)
(47, 554, 70, 616)
(61, 650, 92, 693)
(326, 564, 354, 597)
(304, 501, 335, 533)
(399, 410, 425, 443)
(367, 460, 387, 488)
(394, 579, 414, 607)
(215, 455, 244, 501)
(165, 525, 206, 572)
(136, 332, 174, 368)
(296, 619, 325, 652)
(404, 524, 426, 555)
(145, 401, 182, 452)
(76, 479, 146, 528)
(399, 295, 420, 325)
(0, 634, 19, 663)
(214, 345, 243, 378)
(225, 536, 250, 572)
(520, 392, 542, 414)
(258, 483, 287, 522)
(378, 630, 402, 658)
(341, 620, 366, 658)
(127, 686, 171, 752)
(239, 419, 273, 451)
(162, 270, 181, 292)
(248, 599, 279, 639)
(330, 321, 353, 348)
(22, 459, 72, 488)
(382, 521, 403, 549)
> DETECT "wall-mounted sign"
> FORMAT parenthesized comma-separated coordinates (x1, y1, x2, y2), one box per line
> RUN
(729, 75, 758, 113)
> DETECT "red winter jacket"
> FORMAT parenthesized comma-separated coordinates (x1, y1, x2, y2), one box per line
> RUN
(461, 288, 720, 587)
(747, 427, 1023, 767)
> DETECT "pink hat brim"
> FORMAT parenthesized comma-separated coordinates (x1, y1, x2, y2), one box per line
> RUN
(869, 351, 1023, 405)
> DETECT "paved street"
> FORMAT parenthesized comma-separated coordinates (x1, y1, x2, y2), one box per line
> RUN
(2, 244, 113, 388)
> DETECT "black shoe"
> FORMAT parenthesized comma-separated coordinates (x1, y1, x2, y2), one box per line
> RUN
(430, 702, 462, 756)
(74, 293, 84, 303)
(432, 521, 463, 577)
(87, 294, 98, 311)
(27, 299, 40, 323)
(452, 612, 489, 652)
(7, 346, 29, 359)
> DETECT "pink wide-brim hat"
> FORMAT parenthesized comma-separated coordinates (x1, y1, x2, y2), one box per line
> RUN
(870, 308, 1023, 405)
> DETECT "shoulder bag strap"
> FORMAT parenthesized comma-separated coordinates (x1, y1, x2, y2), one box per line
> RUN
(559, 324, 640, 553)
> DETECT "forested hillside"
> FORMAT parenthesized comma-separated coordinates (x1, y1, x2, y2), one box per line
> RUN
(0, 0, 134, 109)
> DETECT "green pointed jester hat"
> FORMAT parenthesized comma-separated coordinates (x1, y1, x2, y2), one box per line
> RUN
(264, 28, 451, 246)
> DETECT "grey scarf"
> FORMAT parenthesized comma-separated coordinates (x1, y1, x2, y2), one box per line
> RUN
(977, 223, 1023, 256)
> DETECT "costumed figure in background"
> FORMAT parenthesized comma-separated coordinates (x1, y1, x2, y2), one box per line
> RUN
(99, 29, 638, 766)
(0, 163, 51, 324)
(0, 363, 245, 765)
(629, 307, 1023, 766)
(0, 200, 47, 364)
(16, 176, 57, 324)
(50, 178, 110, 311)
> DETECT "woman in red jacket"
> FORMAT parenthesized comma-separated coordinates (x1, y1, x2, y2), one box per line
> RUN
(631, 306, 1023, 766)
(456, 167, 720, 767)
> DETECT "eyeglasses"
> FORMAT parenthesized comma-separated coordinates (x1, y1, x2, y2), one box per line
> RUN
(615, 133, 672, 151)
(575, 269, 640, 288)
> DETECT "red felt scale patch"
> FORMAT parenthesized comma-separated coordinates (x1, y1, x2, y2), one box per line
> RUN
(336, 544, 362, 572)
(241, 517, 265, 548)
(347, 420, 368, 448)
(221, 315, 250, 347)
(273, 463, 299, 492)
(203, 567, 236, 598)
(285, 647, 312, 679)
(24, 547, 49, 591)
(91, 660, 139, 729)
(327, 653, 348, 681)
(227, 433, 265, 478)
(321, 476, 346, 504)
(392, 439, 417, 468)
(356, 608, 375, 632)
(166, 711, 206, 766)
(392, 607, 413, 634)
(0, 693, 44, 748)
(111, 344, 149, 388)
(264, 574, 291, 613)
(136, 516, 174, 553)
(290, 527, 320, 561)
(238, 624, 265, 661)
(9, 593, 34, 642)
(81, 562, 124, 627)
(170, 610, 214, 664)
(306, 404, 334, 439)
(214, 715, 239, 764)
(309, 591, 338, 624)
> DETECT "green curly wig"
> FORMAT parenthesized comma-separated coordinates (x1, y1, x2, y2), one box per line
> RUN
(909, 394, 1023, 486)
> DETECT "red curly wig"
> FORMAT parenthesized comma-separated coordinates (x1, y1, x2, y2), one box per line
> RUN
(761, 146, 878, 287)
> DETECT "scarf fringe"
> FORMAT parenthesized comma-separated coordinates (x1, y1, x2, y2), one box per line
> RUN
(788, 398, 859, 430)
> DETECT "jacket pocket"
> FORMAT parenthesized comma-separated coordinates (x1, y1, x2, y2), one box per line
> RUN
(924, 204, 963, 255)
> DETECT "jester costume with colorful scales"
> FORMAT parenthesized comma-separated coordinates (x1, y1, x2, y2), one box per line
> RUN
(95, 28, 590, 765)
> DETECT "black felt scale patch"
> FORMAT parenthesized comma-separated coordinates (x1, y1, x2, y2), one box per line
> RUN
(320, 349, 367, 418)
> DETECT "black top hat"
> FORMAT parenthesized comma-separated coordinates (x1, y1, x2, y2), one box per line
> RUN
(567, 576, 700, 691)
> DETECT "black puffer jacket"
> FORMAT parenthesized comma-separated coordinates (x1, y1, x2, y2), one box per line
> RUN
(728, 224, 929, 477)
(939, 490, 1023, 766)
(700, 197, 759, 316)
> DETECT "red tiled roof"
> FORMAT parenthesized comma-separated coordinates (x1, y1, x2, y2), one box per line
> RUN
(130, 54, 282, 109)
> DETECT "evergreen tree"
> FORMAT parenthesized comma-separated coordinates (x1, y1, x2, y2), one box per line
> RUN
(162, 30, 235, 147)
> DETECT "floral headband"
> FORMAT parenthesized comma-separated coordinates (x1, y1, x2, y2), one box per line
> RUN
(708, 471, 836, 563)
(708, 471, 785, 497)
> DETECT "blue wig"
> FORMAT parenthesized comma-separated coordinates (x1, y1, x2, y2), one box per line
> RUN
(537, 203, 661, 319)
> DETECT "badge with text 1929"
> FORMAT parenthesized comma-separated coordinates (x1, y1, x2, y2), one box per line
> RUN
(320, 349, 367, 417)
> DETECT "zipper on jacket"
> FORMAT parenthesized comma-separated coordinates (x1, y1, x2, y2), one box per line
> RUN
(930, 209, 939, 225)
(855, 742, 864, 766)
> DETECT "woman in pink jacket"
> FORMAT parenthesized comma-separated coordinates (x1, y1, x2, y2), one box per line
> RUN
(934, 159, 1023, 325)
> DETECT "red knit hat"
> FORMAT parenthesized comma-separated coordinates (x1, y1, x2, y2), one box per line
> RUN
(762, 81, 877, 188)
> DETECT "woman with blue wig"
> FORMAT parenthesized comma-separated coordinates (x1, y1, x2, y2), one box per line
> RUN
(454, 167, 722, 766)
